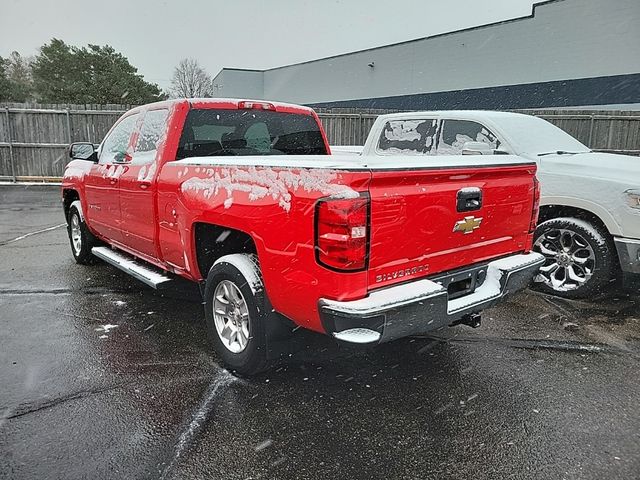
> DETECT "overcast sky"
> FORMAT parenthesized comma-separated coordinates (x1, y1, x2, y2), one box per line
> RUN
(0, 0, 537, 91)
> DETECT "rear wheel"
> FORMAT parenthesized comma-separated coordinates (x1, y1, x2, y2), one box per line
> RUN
(533, 217, 615, 298)
(204, 254, 269, 375)
(67, 203, 96, 265)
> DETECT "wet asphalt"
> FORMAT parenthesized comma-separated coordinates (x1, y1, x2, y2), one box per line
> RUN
(0, 184, 638, 480)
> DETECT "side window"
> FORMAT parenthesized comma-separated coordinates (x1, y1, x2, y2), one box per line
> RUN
(437, 120, 500, 155)
(132, 109, 169, 165)
(377, 119, 438, 155)
(244, 122, 271, 153)
(99, 114, 139, 164)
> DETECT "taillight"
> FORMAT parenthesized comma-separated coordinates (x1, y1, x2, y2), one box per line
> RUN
(529, 176, 540, 233)
(315, 195, 369, 271)
(238, 100, 275, 111)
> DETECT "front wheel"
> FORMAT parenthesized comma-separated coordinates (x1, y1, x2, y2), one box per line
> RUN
(532, 217, 615, 299)
(204, 254, 269, 375)
(67, 202, 96, 265)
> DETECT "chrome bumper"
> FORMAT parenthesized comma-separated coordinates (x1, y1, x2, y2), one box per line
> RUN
(614, 237, 640, 274)
(319, 252, 545, 344)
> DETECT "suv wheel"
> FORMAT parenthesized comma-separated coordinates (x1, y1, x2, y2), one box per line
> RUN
(533, 217, 615, 298)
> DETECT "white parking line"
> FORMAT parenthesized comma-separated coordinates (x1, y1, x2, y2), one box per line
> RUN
(160, 369, 237, 479)
(0, 223, 66, 246)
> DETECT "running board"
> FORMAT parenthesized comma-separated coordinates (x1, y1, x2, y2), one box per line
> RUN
(92, 246, 173, 289)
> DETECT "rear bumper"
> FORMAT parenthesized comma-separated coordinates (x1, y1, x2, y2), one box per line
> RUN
(614, 237, 640, 274)
(319, 252, 544, 344)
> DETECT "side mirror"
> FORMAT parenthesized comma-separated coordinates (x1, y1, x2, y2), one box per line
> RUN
(69, 142, 97, 162)
(461, 141, 494, 155)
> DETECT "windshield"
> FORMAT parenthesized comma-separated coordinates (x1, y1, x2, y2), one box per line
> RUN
(498, 115, 590, 155)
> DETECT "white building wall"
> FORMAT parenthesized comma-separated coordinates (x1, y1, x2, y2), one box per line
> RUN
(213, 0, 640, 107)
(212, 69, 264, 99)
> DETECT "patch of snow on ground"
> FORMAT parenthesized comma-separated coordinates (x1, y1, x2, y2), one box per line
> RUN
(95, 324, 118, 333)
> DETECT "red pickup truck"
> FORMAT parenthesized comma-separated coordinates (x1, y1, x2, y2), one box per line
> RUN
(62, 98, 543, 374)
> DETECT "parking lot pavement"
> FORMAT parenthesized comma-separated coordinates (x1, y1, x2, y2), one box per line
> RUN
(1, 184, 639, 480)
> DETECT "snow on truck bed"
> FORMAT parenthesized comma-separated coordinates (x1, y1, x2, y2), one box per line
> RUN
(170, 154, 534, 171)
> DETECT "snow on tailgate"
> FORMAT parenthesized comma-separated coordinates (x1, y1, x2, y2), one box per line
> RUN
(180, 165, 358, 212)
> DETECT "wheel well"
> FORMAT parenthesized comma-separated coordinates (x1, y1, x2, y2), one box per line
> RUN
(62, 189, 80, 220)
(538, 205, 611, 236)
(194, 223, 257, 279)
(538, 204, 619, 266)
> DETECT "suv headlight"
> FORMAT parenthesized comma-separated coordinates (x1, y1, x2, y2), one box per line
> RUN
(624, 189, 640, 209)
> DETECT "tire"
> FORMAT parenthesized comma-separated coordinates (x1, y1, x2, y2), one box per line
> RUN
(203, 254, 270, 376)
(67, 202, 96, 265)
(532, 217, 616, 299)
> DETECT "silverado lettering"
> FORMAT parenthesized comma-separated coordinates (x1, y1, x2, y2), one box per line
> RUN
(376, 264, 430, 283)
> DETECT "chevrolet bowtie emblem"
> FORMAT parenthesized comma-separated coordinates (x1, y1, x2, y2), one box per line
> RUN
(453, 216, 483, 234)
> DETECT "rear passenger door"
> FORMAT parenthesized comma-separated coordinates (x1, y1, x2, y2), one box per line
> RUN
(118, 108, 169, 261)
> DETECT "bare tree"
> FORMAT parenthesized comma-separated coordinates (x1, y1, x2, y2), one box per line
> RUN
(170, 58, 212, 98)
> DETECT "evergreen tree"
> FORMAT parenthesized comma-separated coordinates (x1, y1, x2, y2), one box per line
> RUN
(0, 53, 34, 102)
(6, 52, 34, 101)
(0, 57, 12, 101)
(31, 39, 165, 104)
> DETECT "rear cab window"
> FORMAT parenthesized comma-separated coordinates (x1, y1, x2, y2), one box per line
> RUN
(177, 109, 328, 159)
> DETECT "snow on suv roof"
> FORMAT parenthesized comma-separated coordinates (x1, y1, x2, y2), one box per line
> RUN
(377, 110, 534, 121)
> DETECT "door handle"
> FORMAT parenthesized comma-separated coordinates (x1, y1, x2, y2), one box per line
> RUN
(457, 188, 482, 212)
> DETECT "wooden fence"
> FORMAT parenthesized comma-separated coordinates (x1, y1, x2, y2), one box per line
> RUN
(0, 103, 638, 181)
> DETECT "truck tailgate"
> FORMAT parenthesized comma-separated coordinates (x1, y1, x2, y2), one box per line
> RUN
(367, 163, 537, 290)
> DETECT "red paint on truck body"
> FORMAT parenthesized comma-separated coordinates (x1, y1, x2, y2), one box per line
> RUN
(366, 165, 537, 289)
(62, 98, 537, 335)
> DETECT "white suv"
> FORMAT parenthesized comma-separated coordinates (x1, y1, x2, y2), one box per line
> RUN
(350, 111, 640, 298)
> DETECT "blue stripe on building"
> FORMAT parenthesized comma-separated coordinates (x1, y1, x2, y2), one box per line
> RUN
(309, 73, 640, 110)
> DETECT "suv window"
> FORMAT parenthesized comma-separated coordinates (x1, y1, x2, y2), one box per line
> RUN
(99, 113, 139, 164)
(177, 109, 327, 159)
(132, 109, 169, 165)
(377, 119, 438, 155)
(437, 119, 500, 155)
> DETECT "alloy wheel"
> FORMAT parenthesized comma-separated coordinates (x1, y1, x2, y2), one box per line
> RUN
(213, 280, 250, 353)
(70, 213, 82, 254)
(534, 228, 596, 292)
